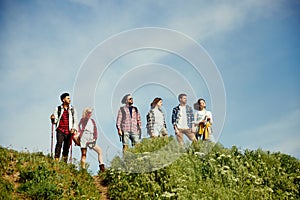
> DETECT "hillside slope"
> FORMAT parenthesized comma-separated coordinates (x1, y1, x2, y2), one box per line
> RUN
(0, 146, 103, 199)
(1, 137, 299, 200)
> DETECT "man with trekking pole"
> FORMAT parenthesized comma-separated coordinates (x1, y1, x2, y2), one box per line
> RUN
(50, 93, 78, 162)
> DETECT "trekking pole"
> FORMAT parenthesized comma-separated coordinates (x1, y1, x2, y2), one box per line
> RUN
(51, 123, 55, 158)
(69, 138, 73, 164)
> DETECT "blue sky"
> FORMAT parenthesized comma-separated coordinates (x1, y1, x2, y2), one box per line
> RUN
(1, 0, 299, 173)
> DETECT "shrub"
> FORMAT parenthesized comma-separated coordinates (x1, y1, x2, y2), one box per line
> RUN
(0, 146, 101, 199)
(102, 138, 300, 199)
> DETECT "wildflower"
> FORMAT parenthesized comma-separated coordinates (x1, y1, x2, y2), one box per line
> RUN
(254, 178, 263, 185)
(161, 192, 176, 198)
(194, 152, 205, 157)
(232, 177, 239, 182)
(217, 154, 225, 160)
(223, 166, 230, 170)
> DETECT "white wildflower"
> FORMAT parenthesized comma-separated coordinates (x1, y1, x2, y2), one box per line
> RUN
(161, 192, 176, 198)
(223, 166, 230, 170)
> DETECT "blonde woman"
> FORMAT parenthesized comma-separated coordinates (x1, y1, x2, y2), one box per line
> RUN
(78, 108, 105, 172)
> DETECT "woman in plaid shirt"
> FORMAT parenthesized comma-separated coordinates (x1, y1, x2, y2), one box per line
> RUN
(146, 97, 168, 138)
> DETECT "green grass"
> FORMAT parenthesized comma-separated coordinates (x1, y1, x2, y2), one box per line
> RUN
(103, 137, 300, 200)
(0, 146, 101, 200)
(1, 138, 300, 200)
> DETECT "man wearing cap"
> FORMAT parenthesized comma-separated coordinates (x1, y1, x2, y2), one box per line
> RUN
(116, 94, 142, 151)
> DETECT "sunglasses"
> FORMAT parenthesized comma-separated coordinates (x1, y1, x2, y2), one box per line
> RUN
(128, 98, 133, 100)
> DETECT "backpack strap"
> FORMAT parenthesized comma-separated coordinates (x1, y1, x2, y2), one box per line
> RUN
(120, 106, 140, 129)
(57, 106, 61, 118)
(131, 106, 139, 120)
(133, 106, 138, 114)
(120, 106, 126, 124)
(91, 119, 97, 140)
(133, 106, 141, 137)
(70, 107, 74, 125)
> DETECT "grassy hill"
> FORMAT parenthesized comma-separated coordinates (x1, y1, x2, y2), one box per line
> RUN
(0, 146, 102, 199)
(1, 137, 299, 199)
(103, 137, 300, 199)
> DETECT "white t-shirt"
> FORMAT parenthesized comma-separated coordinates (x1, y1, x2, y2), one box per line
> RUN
(177, 106, 189, 129)
(84, 119, 94, 133)
(153, 107, 164, 126)
(194, 110, 213, 124)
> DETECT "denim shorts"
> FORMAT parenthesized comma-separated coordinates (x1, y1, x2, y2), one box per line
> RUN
(152, 124, 165, 137)
(80, 130, 94, 148)
(123, 132, 140, 146)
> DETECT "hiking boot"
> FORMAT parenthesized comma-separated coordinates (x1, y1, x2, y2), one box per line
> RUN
(99, 164, 105, 172)
(123, 144, 128, 152)
(63, 156, 68, 163)
(81, 161, 86, 169)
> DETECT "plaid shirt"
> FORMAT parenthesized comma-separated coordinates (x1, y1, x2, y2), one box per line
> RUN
(146, 108, 167, 135)
(116, 106, 141, 134)
(57, 109, 70, 134)
(172, 105, 194, 129)
(54, 105, 78, 133)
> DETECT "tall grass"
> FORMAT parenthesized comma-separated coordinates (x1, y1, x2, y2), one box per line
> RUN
(102, 137, 300, 199)
(1, 138, 299, 200)
(0, 146, 101, 200)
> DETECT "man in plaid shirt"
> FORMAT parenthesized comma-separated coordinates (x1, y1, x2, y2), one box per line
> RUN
(116, 94, 142, 151)
(172, 93, 196, 146)
(50, 93, 78, 162)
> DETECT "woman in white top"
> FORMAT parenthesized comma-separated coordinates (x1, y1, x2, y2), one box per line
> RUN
(146, 98, 168, 138)
(77, 107, 105, 172)
(193, 99, 214, 142)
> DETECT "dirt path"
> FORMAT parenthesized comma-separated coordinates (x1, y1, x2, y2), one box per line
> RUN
(93, 176, 109, 200)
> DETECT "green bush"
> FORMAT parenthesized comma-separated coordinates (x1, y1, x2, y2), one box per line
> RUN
(0, 146, 101, 200)
(0, 178, 14, 200)
(18, 164, 63, 200)
(103, 138, 300, 199)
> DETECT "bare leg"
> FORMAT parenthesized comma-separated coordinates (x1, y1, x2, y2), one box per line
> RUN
(92, 144, 105, 172)
(73, 133, 81, 146)
(175, 129, 184, 146)
(92, 144, 103, 164)
(81, 148, 87, 169)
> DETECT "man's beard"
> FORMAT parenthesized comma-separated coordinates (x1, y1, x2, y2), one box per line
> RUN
(128, 102, 133, 106)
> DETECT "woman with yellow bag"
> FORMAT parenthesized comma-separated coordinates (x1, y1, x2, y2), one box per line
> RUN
(193, 98, 215, 142)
